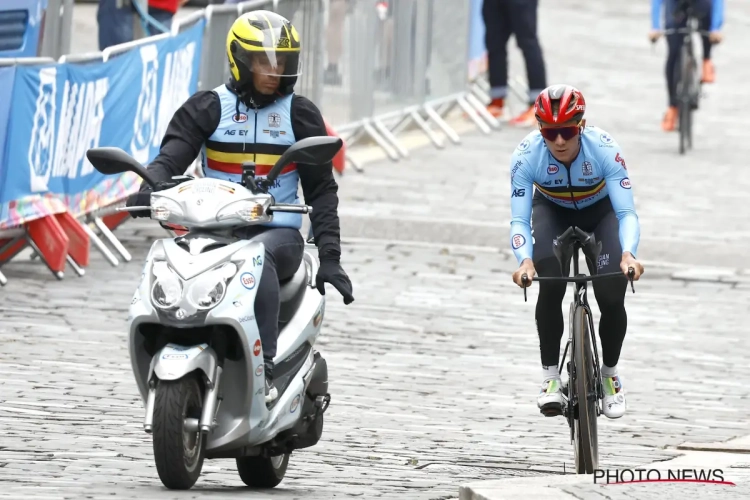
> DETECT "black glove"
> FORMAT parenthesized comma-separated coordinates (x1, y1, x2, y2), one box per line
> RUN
(125, 190, 152, 218)
(315, 259, 354, 304)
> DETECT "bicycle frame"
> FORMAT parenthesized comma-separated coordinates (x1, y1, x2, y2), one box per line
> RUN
(564, 245, 603, 412)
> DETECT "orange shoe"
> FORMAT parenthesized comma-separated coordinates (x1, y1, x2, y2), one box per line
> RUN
(486, 97, 504, 118)
(508, 106, 536, 127)
(661, 106, 678, 132)
(701, 59, 715, 83)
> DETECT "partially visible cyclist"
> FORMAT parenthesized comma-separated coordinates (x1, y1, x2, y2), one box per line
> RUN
(508, 85, 644, 419)
(649, 0, 724, 132)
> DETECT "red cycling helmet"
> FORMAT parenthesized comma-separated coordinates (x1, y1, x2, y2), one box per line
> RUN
(534, 85, 586, 125)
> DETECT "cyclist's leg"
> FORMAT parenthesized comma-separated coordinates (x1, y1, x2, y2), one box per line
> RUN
(586, 209, 627, 418)
(530, 195, 570, 413)
(695, 0, 715, 82)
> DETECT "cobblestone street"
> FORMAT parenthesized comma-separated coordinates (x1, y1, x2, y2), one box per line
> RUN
(1, 1, 750, 499)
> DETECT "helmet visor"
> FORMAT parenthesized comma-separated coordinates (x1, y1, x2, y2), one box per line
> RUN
(235, 48, 302, 77)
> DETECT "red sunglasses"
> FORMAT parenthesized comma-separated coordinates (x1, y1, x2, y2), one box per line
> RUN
(539, 124, 581, 141)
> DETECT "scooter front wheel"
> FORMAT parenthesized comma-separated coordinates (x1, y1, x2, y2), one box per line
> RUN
(152, 374, 206, 489)
(236, 453, 290, 488)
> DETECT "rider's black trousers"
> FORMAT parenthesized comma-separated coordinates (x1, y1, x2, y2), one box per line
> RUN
(482, 0, 547, 103)
(234, 226, 304, 366)
(530, 194, 628, 369)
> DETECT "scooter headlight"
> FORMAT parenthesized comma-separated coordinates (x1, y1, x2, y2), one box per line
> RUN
(187, 262, 238, 310)
(216, 198, 272, 223)
(151, 261, 183, 309)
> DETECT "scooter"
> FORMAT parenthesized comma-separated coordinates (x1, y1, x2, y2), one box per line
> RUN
(85, 136, 342, 490)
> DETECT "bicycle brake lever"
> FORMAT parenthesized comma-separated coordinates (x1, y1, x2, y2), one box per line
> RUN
(628, 267, 635, 293)
(521, 274, 528, 302)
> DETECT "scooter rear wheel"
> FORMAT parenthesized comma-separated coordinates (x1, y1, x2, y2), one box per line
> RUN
(236, 453, 290, 488)
(152, 375, 206, 489)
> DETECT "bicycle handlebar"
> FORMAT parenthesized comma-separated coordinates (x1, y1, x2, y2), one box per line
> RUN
(519, 268, 635, 302)
(660, 28, 713, 36)
(651, 28, 713, 44)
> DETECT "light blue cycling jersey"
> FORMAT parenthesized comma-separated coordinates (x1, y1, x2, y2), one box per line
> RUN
(651, 0, 724, 32)
(509, 126, 640, 265)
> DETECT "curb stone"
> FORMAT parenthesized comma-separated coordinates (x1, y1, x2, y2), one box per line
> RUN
(459, 435, 750, 500)
(459, 475, 588, 500)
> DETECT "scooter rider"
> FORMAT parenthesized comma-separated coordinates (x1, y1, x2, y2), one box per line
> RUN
(125, 10, 355, 405)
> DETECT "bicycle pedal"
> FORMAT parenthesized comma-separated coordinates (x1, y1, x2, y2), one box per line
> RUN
(539, 403, 563, 417)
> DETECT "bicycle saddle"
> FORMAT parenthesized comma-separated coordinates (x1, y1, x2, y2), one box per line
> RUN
(552, 226, 603, 277)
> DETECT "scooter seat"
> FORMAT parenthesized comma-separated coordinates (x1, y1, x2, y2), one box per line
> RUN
(278, 260, 308, 326)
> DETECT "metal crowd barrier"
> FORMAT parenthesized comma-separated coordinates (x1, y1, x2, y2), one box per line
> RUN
(312, 0, 500, 169)
(40, 0, 75, 60)
(0, 0, 504, 286)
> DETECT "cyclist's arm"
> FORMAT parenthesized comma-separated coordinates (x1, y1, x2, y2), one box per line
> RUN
(509, 157, 535, 265)
(711, 0, 724, 31)
(651, 0, 663, 30)
(601, 143, 640, 258)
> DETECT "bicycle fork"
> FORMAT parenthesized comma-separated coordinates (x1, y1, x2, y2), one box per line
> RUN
(578, 285, 604, 416)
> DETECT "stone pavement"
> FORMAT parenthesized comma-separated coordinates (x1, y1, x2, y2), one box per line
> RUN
(461, 439, 750, 499)
(2, 1, 750, 499)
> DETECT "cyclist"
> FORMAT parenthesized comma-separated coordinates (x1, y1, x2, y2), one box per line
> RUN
(649, 0, 724, 132)
(125, 10, 355, 405)
(508, 85, 644, 419)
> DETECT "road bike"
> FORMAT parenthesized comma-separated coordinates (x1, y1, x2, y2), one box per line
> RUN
(656, 2, 712, 155)
(521, 226, 635, 474)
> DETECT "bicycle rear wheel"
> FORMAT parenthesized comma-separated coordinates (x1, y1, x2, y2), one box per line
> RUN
(572, 304, 598, 474)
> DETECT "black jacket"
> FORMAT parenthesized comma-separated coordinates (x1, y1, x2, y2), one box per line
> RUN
(139, 86, 342, 260)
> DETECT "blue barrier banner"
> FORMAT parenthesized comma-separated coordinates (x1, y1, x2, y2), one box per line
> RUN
(0, 18, 205, 229)
(0, 66, 17, 195)
(467, 0, 487, 82)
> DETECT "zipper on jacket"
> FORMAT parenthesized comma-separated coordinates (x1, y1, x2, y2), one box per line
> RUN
(252, 107, 258, 164)
(564, 165, 579, 210)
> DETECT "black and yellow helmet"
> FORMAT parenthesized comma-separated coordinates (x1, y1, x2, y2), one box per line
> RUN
(226, 10, 302, 93)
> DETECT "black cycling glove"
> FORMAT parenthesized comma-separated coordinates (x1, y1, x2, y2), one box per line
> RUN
(125, 190, 152, 219)
(315, 259, 354, 305)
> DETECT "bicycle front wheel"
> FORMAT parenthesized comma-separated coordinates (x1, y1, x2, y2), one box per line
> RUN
(572, 304, 598, 474)
(677, 42, 694, 155)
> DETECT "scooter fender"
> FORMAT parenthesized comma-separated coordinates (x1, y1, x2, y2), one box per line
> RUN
(149, 343, 219, 384)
